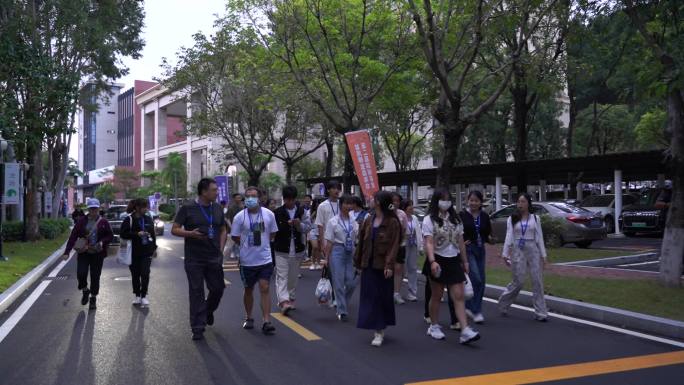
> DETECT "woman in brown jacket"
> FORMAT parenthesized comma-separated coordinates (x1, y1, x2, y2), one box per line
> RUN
(354, 191, 401, 347)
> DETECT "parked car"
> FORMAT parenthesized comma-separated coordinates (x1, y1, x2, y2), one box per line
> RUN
(579, 194, 638, 233)
(489, 202, 607, 248)
(104, 205, 129, 244)
(482, 198, 510, 215)
(147, 210, 166, 236)
(620, 188, 667, 237)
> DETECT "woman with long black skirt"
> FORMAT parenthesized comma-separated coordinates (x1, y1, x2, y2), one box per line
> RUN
(354, 191, 401, 347)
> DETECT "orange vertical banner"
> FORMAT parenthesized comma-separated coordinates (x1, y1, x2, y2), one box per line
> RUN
(345, 130, 380, 200)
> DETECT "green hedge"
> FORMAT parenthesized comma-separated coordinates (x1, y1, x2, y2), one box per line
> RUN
(2, 218, 71, 241)
(158, 203, 176, 216)
(540, 214, 565, 248)
(158, 212, 172, 222)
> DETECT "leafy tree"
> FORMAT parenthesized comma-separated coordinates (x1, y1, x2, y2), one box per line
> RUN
(0, 0, 144, 238)
(634, 108, 668, 149)
(112, 167, 140, 199)
(239, 0, 415, 190)
(94, 183, 116, 206)
(161, 152, 187, 210)
(623, 0, 684, 286)
(407, 0, 556, 187)
(574, 104, 637, 155)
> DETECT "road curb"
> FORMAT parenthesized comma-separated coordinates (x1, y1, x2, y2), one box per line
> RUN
(557, 252, 658, 267)
(0, 242, 66, 315)
(484, 284, 684, 340)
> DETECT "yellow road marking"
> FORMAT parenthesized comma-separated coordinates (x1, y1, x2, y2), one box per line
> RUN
(406, 351, 684, 385)
(270, 313, 321, 341)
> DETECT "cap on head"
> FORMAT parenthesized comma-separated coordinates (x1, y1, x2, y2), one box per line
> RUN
(86, 198, 101, 209)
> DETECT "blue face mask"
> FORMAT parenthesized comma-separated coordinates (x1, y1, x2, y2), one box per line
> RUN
(245, 197, 259, 209)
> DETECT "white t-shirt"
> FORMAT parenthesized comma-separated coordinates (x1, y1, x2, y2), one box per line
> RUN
(324, 214, 359, 245)
(315, 199, 340, 238)
(230, 207, 279, 266)
(422, 214, 463, 258)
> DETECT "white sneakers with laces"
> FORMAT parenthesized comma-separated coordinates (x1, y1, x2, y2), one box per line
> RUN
(371, 331, 384, 347)
(427, 324, 446, 340)
(140, 297, 150, 308)
(132, 296, 141, 306)
(459, 326, 481, 344)
(393, 293, 406, 305)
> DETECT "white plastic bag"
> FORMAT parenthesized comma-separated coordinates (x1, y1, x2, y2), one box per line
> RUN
(315, 278, 332, 305)
(464, 278, 474, 300)
(117, 241, 132, 265)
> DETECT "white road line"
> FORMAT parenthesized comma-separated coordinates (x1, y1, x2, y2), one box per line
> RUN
(0, 254, 72, 344)
(483, 298, 684, 348)
(617, 261, 660, 267)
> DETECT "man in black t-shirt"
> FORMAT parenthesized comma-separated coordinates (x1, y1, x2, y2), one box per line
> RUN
(172, 178, 227, 341)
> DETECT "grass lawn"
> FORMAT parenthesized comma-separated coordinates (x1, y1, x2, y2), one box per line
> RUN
(546, 248, 633, 264)
(0, 233, 69, 293)
(486, 266, 684, 321)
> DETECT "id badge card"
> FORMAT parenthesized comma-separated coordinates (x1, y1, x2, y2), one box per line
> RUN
(344, 236, 353, 252)
(518, 239, 526, 249)
(207, 226, 215, 240)
(252, 230, 262, 246)
(408, 234, 417, 246)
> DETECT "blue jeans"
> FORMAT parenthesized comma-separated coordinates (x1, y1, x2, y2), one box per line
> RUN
(465, 244, 486, 314)
(330, 244, 357, 316)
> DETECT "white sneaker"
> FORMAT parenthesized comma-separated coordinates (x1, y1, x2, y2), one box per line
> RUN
(427, 324, 446, 340)
(450, 322, 461, 330)
(406, 294, 418, 302)
(459, 326, 481, 344)
(473, 313, 485, 324)
(423, 316, 432, 324)
(393, 293, 405, 305)
(316, 263, 323, 270)
(371, 332, 384, 347)
(132, 296, 141, 306)
(140, 297, 150, 308)
(309, 264, 316, 271)
(465, 309, 475, 319)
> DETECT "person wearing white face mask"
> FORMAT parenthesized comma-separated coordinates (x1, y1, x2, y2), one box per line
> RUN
(422, 187, 480, 345)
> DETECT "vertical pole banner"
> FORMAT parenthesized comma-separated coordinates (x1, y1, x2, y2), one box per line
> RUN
(215, 175, 228, 203)
(344, 130, 380, 201)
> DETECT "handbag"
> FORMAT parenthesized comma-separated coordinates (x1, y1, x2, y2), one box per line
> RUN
(117, 216, 133, 266)
(464, 278, 474, 300)
(75, 217, 103, 254)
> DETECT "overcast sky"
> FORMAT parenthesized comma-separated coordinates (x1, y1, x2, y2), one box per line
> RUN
(71, 0, 225, 161)
(117, 0, 226, 89)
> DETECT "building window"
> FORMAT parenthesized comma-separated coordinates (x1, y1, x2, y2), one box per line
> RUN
(107, 111, 115, 115)
(107, 149, 115, 152)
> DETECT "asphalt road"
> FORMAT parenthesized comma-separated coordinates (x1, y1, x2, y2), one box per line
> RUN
(0, 229, 682, 385)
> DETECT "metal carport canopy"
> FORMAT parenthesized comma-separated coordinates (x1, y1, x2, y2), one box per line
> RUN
(301, 150, 670, 187)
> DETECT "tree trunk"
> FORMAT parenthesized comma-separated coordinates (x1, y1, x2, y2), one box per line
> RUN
(659, 87, 684, 287)
(248, 173, 260, 187)
(436, 122, 465, 188)
(512, 79, 530, 195)
(342, 143, 354, 194)
(324, 136, 334, 178)
(285, 161, 293, 185)
(567, 72, 577, 158)
(26, 149, 42, 240)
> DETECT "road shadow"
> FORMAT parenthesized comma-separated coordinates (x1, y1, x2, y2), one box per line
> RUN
(51, 311, 96, 385)
(193, 333, 261, 385)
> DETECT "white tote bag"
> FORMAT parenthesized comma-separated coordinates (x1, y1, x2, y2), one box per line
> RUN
(464, 278, 474, 300)
(117, 216, 133, 266)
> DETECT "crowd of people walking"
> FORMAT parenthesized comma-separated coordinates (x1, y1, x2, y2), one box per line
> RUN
(62, 177, 551, 346)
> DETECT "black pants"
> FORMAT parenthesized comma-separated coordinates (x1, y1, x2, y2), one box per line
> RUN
(184, 262, 225, 333)
(424, 275, 457, 325)
(77, 253, 105, 296)
(129, 254, 152, 297)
